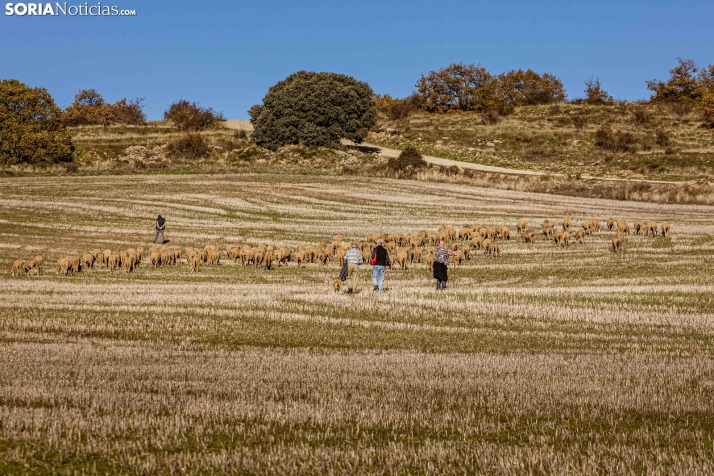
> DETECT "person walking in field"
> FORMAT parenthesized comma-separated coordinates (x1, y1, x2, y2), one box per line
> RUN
(433, 240, 457, 290)
(344, 243, 364, 294)
(153, 214, 166, 244)
(370, 239, 390, 292)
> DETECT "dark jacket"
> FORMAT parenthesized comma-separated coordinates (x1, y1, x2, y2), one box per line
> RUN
(156, 217, 165, 229)
(370, 245, 390, 266)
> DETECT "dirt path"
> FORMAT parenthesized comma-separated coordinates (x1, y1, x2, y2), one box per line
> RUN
(222, 121, 682, 184)
(342, 140, 683, 185)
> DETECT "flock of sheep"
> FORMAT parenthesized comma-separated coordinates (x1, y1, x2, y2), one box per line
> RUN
(8, 218, 671, 277)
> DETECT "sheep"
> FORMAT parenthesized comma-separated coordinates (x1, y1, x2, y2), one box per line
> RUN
(574, 229, 586, 244)
(489, 242, 501, 258)
(396, 250, 408, 269)
(82, 253, 95, 269)
(452, 251, 462, 267)
(612, 235, 623, 253)
(11, 259, 23, 277)
(150, 252, 161, 269)
(461, 244, 471, 260)
(607, 218, 615, 231)
(265, 249, 274, 270)
(295, 251, 304, 268)
(135, 246, 144, 265)
(522, 229, 535, 244)
(55, 258, 72, 276)
(208, 249, 220, 266)
(553, 229, 563, 246)
(561, 231, 570, 247)
(190, 254, 201, 272)
(70, 255, 81, 273)
(108, 253, 120, 271)
(590, 219, 600, 232)
(34, 255, 43, 274)
(103, 249, 112, 267)
(541, 219, 555, 229)
(542, 227, 554, 240)
(617, 219, 631, 235)
(661, 222, 670, 237)
(458, 227, 472, 240)
(123, 255, 134, 273)
(426, 252, 435, 269)
(500, 227, 511, 241)
(160, 250, 170, 267)
(241, 248, 255, 266)
(634, 220, 644, 235)
(517, 219, 527, 235)
(647, 221, 658, 237)
(471, 236, 483, 250)
(23, 259, 39, 276)
(562, 219, 572, 231)
(482, 239, 492, 255)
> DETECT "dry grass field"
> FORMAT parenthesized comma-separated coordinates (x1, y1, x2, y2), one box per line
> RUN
(2, 173, 714, 474)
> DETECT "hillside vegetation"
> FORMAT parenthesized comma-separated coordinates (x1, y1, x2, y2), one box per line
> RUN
(368, 102, 714, 182)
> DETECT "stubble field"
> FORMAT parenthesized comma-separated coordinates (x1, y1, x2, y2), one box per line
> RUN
(1, 172, 714, 474)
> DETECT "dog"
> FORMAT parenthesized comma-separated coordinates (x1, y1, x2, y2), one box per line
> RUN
(333, 277, 341, 293)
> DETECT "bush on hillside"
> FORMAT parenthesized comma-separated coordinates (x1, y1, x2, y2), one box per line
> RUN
(165, 134, 211, 160)
(0, 79, 74, 165)
(249, 71, 377, 150)
(387, 145, 426, 173)
(593, 126, 636, 153)
(164, 100, 224, 131)
(583, 77, 613, 105)
(63, 89, 146, 126)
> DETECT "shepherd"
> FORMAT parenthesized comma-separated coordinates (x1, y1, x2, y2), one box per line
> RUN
(153, 214, 166, 244)
(369, 239, 391, 292)
(433, 239, 457, 290)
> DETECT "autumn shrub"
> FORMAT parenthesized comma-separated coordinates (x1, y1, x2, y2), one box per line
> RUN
(630, 106, 653, 129)
(594, 126, 636, 152)
(655, 130, 671, 147)
(63, 89, 146, 126)
(165, 134, 211, 160)
(164, 100, 224, 131)
(583, 77, 613, 105)
(0, 79, 74, 165)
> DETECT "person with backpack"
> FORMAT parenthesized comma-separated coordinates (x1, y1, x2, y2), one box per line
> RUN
(370, 239, 391, 292)
(153, 215, 166, 244)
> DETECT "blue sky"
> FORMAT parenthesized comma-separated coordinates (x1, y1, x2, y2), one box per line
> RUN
(1, 0, 712, 119)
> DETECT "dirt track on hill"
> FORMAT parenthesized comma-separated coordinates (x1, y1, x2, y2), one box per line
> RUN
(223, 121, 681, 184)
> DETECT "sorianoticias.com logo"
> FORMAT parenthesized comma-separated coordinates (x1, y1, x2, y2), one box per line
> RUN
(5, 3, 137, 16)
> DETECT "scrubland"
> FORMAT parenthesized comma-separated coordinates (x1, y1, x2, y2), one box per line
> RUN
(1, 174, 714, 474)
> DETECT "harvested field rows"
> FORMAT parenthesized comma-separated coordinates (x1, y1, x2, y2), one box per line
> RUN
(1, 173, 714, 474)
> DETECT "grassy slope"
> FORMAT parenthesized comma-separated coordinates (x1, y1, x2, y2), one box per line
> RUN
(1, 174, 714, 473)
(368, 103, 714, 182)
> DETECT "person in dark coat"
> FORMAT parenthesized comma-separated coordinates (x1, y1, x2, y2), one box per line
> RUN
(369, 239, 391, 291)
(153, 215, 166, 244)
(433, 240, 457, 290)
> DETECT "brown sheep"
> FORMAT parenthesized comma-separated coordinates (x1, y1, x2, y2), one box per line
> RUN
(190, 254, 201, 272)
(82, 253, 95, 269)
(135, 246, 144, 265)
(482, 239, 492, 255)
(450, 241, 459, 252)
(461, 244, 471, 260)
(562, 219, 572, 231)
(70, 255, 81, 273)
(123, 255, 134, 273)
(241, 248, 254, 266)
(34, 255, 43, 274)
(295, 251, 304, 268)
(11, 259, 24, 277)
(661, 222, 670, 237)
(452, 251, 462, 267)
(574, 229, 586, 244)
(426, 252, 435, 269)
(607, 218, 615, 231)
(590, 219, 600, 232)
(265, 250, 273, 270)
(208, 249, 220, 266)
(108, 253, 120, 271)
(612, 235, 623, 253)
(647, 221, 658, 237)
(501, 227, 511, 241)
(160, 250, 170, 267)
(23, 259, 39, 276)
(517, 219, 527, 235)
(103, 249, 112, 267)
(634, 220, 644, 235)
(55, 258, 71, 276)
(471, 236, 483, 250)
(541, 219, 555, 229)
(150, 252, 161, 269)
(396, 250, 408, 269)
(561, 231, 570, 247)
(542, 227, 554, 240)
(617, 219, 631, 235)
(522, 229, 535, 244)
(91, 249, 102, 265)
(553, 229, 563, 246)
